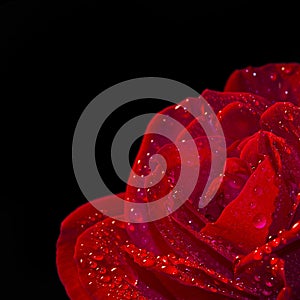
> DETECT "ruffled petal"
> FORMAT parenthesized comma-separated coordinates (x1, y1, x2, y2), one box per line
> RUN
(56, 196, 112, 299)
(201, 157, 279, 253)
(224, 63, 300, 106)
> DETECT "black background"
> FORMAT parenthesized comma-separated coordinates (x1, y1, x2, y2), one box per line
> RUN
(1, 1, 299, 299)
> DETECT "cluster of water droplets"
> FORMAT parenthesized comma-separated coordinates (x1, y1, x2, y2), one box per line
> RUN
(76, 219, 145, 300)
(232, 221, 300, 297)
(123, 244, 253, 299)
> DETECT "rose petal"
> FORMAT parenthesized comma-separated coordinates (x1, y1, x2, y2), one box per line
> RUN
(260, 102, 300, 148)
(258, 131, 300, 235)
(56, 195, 114, 300)
(201, 89, 269, 114)
(224, 63, 300, 106)
(201, 157, 279, 253)
(74, 219, 173, 299)
(278, 238, 300, 299)
(123, 244, 256, 299)
(234, 252, 286, 298)
(234, 222, 300, 299)
(217, 101, 261, 146)
(198, 157, 251, 222)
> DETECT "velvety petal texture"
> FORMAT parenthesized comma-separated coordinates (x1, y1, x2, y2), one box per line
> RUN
(57, 63, 300, 299)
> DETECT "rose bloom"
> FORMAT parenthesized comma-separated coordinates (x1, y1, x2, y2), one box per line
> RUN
(57, 63, 300, 300)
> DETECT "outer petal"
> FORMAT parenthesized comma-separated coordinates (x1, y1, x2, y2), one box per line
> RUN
(56, 196, 111, 299)
(74, 218, 173, 299)
(224, 63, 300, 106)
(57, 194, 174, 300)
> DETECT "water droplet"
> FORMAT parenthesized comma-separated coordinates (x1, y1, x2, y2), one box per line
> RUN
(284, 111, 294, 121)
(93, 255, 104, 261)
(281, 65, 294, 75)
(280, 237, 287, 245)
(87, 271, 96, 278)
(99, 267, 107, 274)
(264, 245, 272, 254)
(249, 201, 256, 209)
(270, 257, 278, 265)
(262, 289, 272, 296)
(141, 257, 156, 267)
(254, 275, 261, 282)
(271, 237, 280, 247)
(297, 193, 300, 203)
(89, 261, 98, 269)
(161, 265, 178, 275)
(253, 186, 263, 196)
(233, 255, 241, 269)
(100, 275, 111, 283)
(265, 277, 274, 287)
(253, 214, 267, 229)
(122, 283, 129, 290)
(253, 249, 263, 260)
(209, 285, 218, 292)
(270, 73, 277, 81)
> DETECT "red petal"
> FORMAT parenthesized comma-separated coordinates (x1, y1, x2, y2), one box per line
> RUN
(123, 243, 256, 299)
(201, 89, 269, 114)
(217, 101, 260, 145)
(260, 103, 300, 233)
(57, 194, 174, 299)
(74, 219, 173, 299)
(224, 63, 300, 106)
(239, 128, 300, 237)
(240, 132, 264, 171)
(198, 157, 251, 222)
(259, 131, 300, 235)
(201, 157, 279, 253)
(234, 222, 300, 298)
(56, 195, 112, 300)
(260, 102, 300, 148)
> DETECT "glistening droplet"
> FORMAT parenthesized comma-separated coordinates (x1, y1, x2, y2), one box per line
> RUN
(253, 214, 267, 229)
(253, 186, 263, 196)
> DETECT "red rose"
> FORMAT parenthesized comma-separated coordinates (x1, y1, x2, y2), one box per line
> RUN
(57, 63, 300, 299)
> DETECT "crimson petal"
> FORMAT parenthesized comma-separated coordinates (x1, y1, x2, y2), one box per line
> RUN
(201, 89, 269, 114)
(201, 157, 279, 253)
(224, 63, 300, 106)
(74, 218, 173, 299)
(56, 195, 114, 299)
(260, 102, 300, 149)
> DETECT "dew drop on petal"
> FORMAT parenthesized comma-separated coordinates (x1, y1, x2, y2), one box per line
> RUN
(90, 261, 98, 269)
(253, 249, 263, 260)
(264, 245, 272, 254)
(99, 267, 107, 274)
(254, 275, 261, 282)
(253, 186, 263, 196)
(265, 278, 274, 287)
(262, 289, 273, 296)
(282, 64, 294, 74)
(292, 221, 300, 232)
(162, 265, 179, 275)
(284, 111, 294, 121)
(100, 275, 111, 283)
(93, 255, 104, 261)
(253, 214, 267, 229)
(270, 257, 278, 265)
(141, 257, 156, 267)
(270, 73, 277, 81)
(271, 237, 281, 247)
